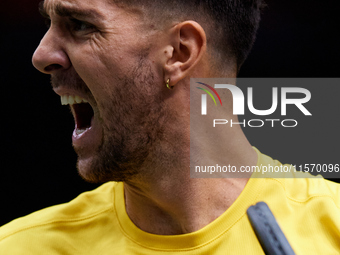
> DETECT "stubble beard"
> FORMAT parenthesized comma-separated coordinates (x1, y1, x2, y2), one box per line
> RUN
(77, 56, 169, 184)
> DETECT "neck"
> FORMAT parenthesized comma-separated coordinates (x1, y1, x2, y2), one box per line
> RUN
(124, 178, 250, 235)
(123, 76, 257, 235)
(123, 126, 257, 235)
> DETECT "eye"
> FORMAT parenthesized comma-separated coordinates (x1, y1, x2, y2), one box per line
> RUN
(68, 18, 96, 34)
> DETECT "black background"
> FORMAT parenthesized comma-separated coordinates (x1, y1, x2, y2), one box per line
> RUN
(1, 0, 339, 226)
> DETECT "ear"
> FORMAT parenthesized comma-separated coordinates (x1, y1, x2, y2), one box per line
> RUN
(164, 21, 207, 87)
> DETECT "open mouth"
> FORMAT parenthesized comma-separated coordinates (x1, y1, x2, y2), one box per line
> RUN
(61, 95, 94, 135)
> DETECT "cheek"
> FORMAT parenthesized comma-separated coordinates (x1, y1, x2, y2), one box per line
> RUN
(68, 43, 122, 95)
(66, 34, 163, 115)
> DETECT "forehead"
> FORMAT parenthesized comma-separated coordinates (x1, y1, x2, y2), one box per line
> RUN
(42, 0, 140, 21)
(43, 0, 103, 14)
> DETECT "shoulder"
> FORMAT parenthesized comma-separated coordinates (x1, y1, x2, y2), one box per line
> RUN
(263, 176, 340, 254)
(270, 173, 340, 208)
(254, 148, 340, 205)
(253, 150, 340, 253)
(0, 182, 121, 252)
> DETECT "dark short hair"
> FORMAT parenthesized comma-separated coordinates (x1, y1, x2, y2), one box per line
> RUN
(117, 0, 265, 71)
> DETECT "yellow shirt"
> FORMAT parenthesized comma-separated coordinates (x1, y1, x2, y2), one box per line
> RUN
(1, 151, 339, 254)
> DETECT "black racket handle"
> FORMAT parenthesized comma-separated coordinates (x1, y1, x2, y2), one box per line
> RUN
(247, 202, 296, 255)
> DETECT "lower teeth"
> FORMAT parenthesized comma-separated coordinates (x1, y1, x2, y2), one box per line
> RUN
(75, 128, 87, 135)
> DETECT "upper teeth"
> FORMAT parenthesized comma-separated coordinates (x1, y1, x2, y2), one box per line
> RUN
(61, 95, 88, 105)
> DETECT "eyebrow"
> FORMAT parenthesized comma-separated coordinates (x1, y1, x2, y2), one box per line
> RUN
(39, 1, 103, 20)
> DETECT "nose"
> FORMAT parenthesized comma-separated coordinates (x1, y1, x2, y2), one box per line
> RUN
(32, 29, 71, 74)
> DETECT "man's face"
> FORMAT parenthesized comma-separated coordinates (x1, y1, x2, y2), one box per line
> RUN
(33, 0, 172, 182)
